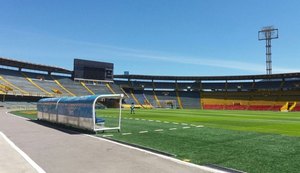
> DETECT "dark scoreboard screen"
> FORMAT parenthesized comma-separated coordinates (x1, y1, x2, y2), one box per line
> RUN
(73, 59, 113, 81)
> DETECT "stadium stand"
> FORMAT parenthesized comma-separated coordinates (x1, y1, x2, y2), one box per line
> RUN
(0, 101, 37, 109)
(1, 57, 300, 111)
(114, 73, 300, 111)
(80, 82, 95, 95)
(179, 91, 201, 108)
(143, 90, 160, 107)
(155, 91, 178, 108)
(0, 57, 124, 109)
(56, 78, 91, 96)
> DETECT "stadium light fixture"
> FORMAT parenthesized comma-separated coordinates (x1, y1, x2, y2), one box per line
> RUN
(258, 26, 279, 75)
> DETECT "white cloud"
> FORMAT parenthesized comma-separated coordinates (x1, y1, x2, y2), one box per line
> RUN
(61, 39, 299, 73)
(5, 28, 299, 74)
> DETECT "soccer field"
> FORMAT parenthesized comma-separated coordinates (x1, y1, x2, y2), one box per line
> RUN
(96, 109, 300, 173)
(12, 109, 300, 173)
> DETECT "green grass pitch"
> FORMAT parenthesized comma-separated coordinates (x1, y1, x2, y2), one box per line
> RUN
(12, 109, 300, 173)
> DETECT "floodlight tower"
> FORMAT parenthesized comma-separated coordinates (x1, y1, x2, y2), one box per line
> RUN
(258, 26, 278, 75)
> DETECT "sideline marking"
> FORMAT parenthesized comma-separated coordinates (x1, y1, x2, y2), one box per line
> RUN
(5, 111, 224, 173)
(122, 133, 132, 136)
(0, 131, 46, 173)
(139, 131, 148, 134)
(86, 134, 228, 173)
(103, 134, 114, 137)
(154, 129, 164, 132)
(122, 116, 203, 130)
(169, 128, 177, 130)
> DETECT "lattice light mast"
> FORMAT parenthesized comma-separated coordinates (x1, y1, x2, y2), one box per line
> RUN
(258, 26, 278, 75)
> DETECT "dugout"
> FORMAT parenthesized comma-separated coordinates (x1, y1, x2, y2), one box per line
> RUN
(37, 94, 123, 132)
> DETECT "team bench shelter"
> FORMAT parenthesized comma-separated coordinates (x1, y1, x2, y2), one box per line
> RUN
(37, 94, 124, 132)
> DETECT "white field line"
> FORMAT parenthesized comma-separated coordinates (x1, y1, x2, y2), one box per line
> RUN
(139, 131, 148, 134)
(103, 134, 114, 137)
(124, 117, 202, 130)
(154, 129, 164, 132)
(182, 127, 191, 129)
(5, 112, 217, 172)
(85, 135, 228, 173)
(0, 131, 46, 173)
(122, 133, 132, 136)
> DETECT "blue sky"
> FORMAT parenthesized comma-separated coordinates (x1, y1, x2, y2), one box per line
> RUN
(0, 0, 300, 76)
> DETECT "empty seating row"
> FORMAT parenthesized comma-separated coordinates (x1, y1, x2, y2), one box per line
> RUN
(0, 68, 124, 98)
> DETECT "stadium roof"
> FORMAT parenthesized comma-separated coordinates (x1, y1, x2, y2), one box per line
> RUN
(114, 72, 300, 81)
(0, 57, 72, 74)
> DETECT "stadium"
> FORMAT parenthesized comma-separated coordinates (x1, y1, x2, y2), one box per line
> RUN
(0, 56, 300, 173)
(1, 57, 300, 111)
(2, 1, 300, 173)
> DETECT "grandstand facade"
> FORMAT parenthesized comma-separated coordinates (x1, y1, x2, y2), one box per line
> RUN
(1, 57, 300, 111)
(0, 57, 123, 108)
(114, 73, 300, 111)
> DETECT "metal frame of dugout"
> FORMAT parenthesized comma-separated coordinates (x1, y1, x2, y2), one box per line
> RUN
(37, 94, 124, 132)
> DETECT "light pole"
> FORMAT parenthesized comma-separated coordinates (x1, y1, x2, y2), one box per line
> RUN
(258, 26, 278, 75)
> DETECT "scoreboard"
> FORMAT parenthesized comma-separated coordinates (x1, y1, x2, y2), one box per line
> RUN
(73, 59, 113, 81)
